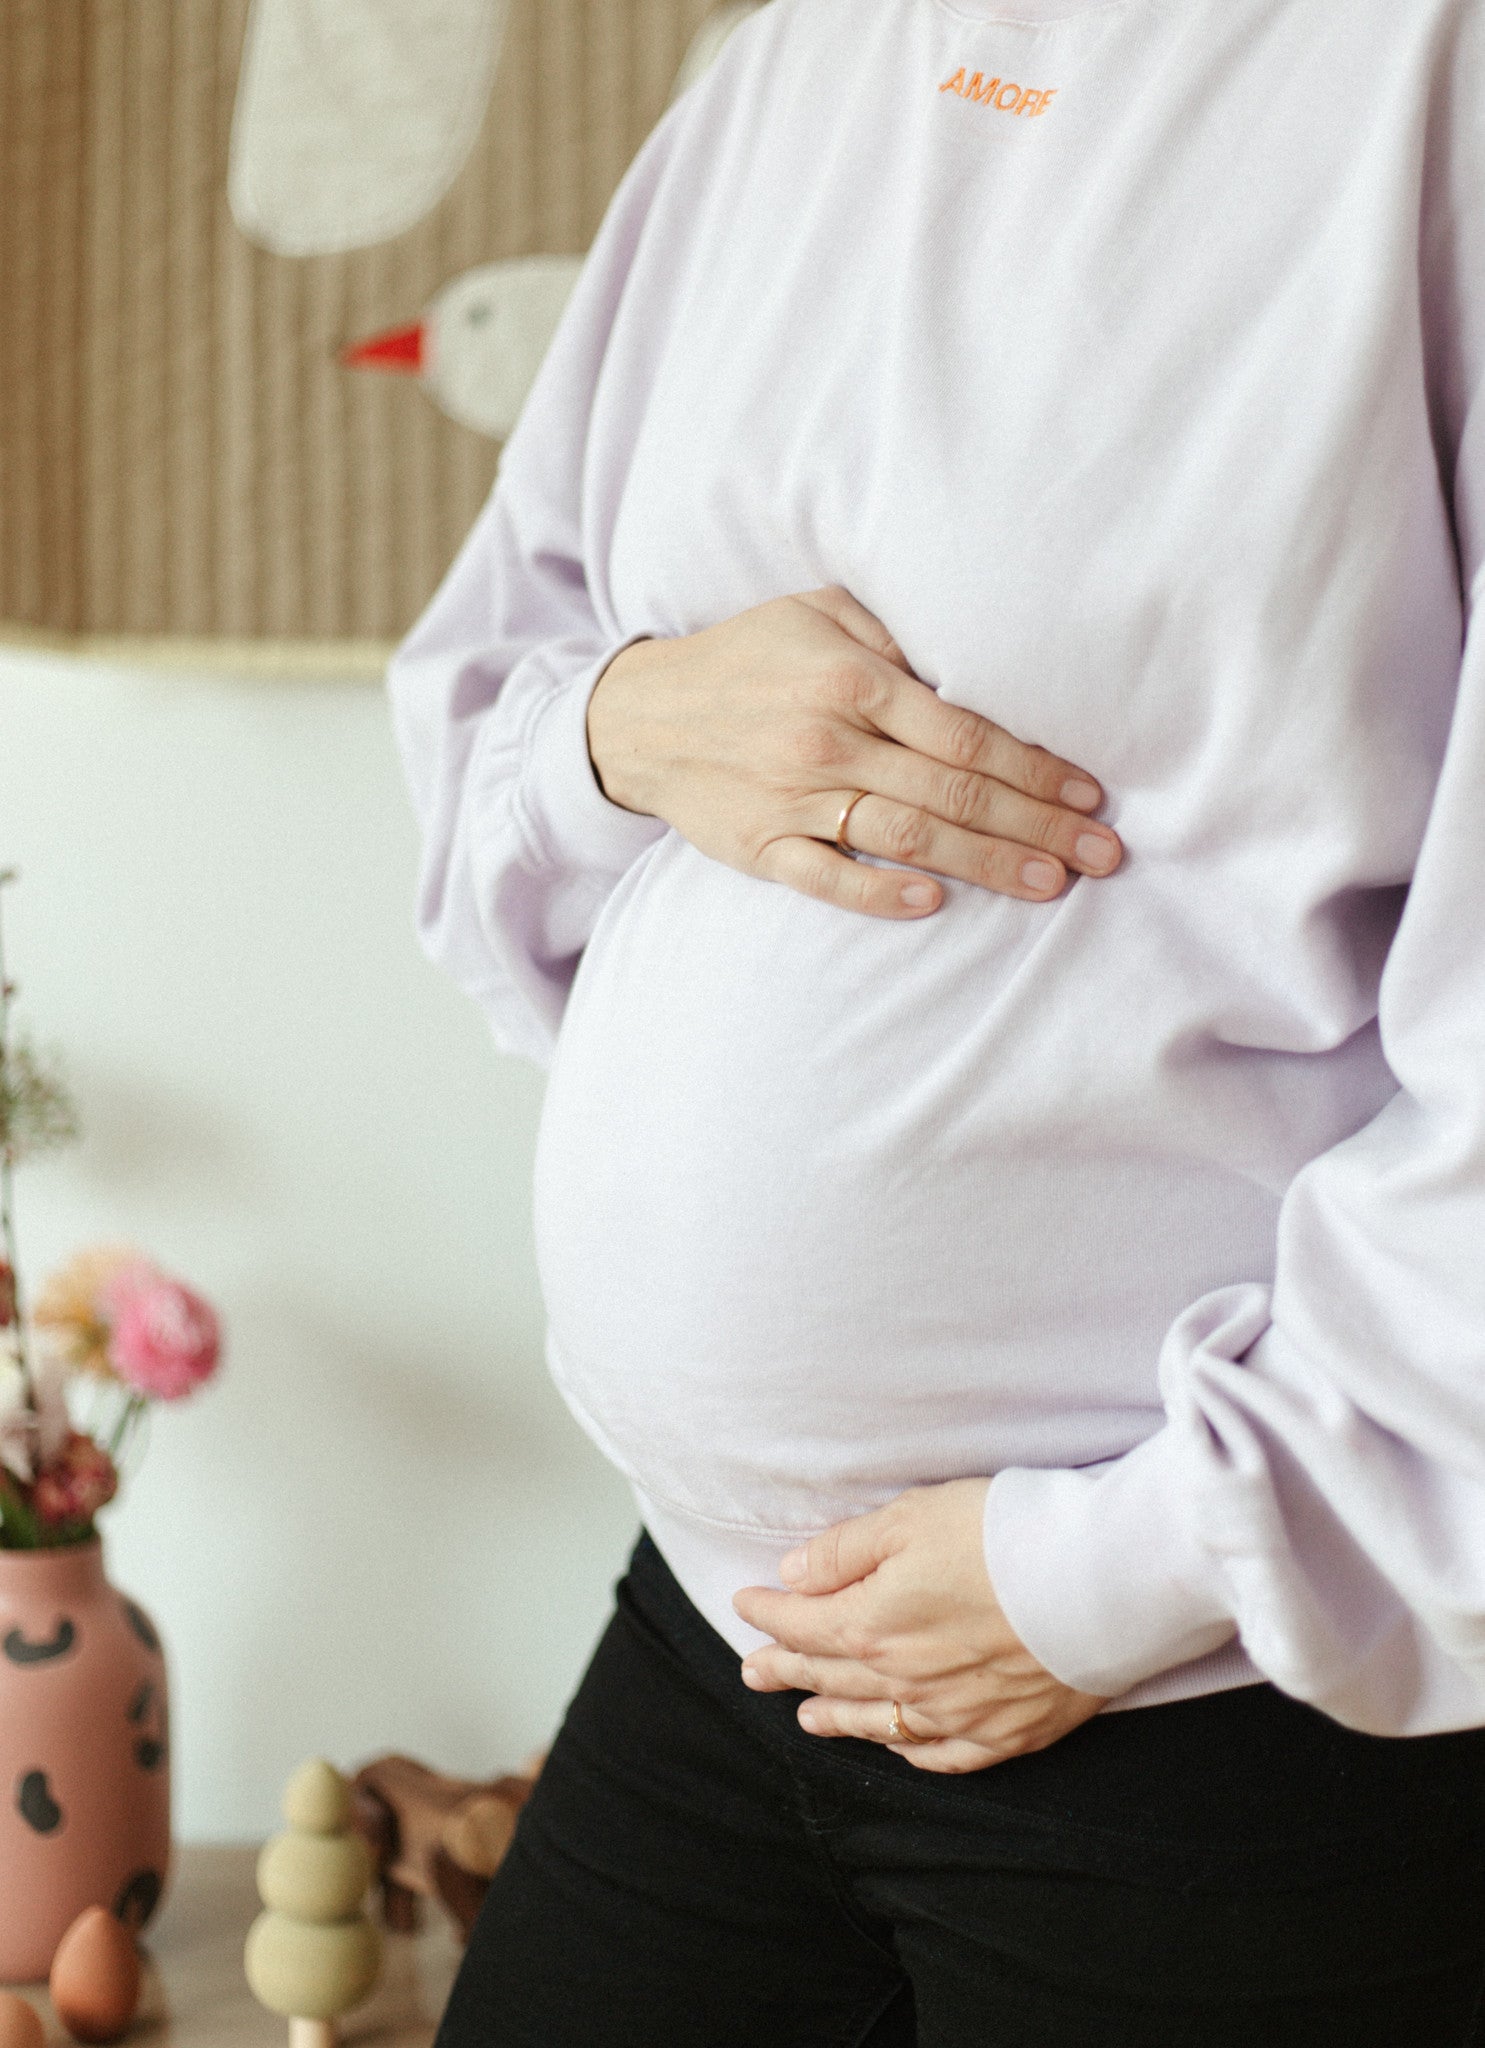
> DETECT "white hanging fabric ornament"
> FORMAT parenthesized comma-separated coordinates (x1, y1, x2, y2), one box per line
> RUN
(335, 3, 769, 437)
(229, 0, 509, 256)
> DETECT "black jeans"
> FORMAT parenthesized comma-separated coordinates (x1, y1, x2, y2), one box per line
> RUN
(436, 1532, 1485, 2046)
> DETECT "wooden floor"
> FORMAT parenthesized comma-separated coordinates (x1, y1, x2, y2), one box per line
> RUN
(4, 1846, 464, 2047)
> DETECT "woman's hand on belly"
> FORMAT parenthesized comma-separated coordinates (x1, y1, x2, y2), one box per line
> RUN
(732, 1479, 1107, 1774)
(586, 587, 1123, 920)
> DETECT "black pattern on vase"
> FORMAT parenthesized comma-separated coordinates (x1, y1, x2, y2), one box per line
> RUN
(16, 1770, 62, 1834)
(3, 1619, 77, 1665)
(0, 1546, 171, 1981)
(113, 1868, 163, 1931)
(127, 1678, 168, 1769)
(120, 1598, 160, 1654)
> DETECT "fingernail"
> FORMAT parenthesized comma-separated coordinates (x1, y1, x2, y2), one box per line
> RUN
(1020, 859, 1061, 894)
(1061, 778, 1101, 811)
(779, 1549, 807, 1584)
(741, 1664, 765, 1690)
(900, 882, 938, 910)
(798, 1706, 820, 1733)
(1075, 832, 1118, 874)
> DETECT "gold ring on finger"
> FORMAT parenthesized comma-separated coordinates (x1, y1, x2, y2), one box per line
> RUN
(887, 1700, 925, 1745)
(835, 790, 869, 857)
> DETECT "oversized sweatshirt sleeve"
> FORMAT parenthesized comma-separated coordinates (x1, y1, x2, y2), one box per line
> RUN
(983, 23, 1485, 1736)
(984, 605, 1485, 1731)
(385, 113, 685, 1066)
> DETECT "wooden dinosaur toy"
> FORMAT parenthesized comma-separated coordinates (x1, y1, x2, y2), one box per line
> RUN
(349, 1753, 541, 1942)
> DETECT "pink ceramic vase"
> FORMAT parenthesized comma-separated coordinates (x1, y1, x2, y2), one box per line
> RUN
(0, 1540, 171, 1983)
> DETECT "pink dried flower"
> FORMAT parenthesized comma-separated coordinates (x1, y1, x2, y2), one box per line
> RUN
(103, 1267, 221, 1400)
(32, 1430, 118, 1529)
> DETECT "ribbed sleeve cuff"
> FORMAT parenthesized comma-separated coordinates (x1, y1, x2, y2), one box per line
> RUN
(982, 1430, 1237, 1699)
(522, 640, 667, 876)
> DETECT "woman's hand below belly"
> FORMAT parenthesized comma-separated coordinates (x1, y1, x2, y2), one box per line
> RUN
(733, 1479, 1107, 1773)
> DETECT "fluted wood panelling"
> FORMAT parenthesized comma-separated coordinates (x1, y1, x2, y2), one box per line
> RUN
(0, 0, 714, 668)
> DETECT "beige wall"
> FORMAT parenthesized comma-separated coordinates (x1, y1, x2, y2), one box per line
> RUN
(0, 645, 639, 1841)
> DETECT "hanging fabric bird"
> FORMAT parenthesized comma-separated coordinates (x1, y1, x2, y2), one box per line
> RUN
(230, 0, 766, 437)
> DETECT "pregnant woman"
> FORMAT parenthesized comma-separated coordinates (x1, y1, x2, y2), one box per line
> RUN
(389, 1, 1485, 2039)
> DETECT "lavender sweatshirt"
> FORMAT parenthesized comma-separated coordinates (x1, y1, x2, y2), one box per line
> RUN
(389, 0, 1485, 1729)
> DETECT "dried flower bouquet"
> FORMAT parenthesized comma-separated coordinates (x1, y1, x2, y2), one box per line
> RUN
(0, 870, 222, 1549)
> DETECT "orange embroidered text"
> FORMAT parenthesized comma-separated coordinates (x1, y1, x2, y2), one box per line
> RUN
(938, 68, 1057, 117)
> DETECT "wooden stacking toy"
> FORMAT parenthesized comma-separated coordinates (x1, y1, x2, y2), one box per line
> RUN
(244, 1760, 381, 2048)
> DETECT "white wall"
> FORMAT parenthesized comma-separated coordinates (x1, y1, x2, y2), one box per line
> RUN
(0, 646, 642, 1842)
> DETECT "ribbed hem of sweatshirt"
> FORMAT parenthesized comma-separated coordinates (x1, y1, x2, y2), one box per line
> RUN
(521, 638, 666, 876)
(983, 1430, 1251, 1703)
(639, 1477, 1263, 1714)
(634, 1488, 792, 1660)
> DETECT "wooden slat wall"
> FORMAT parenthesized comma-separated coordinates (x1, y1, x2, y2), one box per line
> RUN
(0, 0, 715, 660)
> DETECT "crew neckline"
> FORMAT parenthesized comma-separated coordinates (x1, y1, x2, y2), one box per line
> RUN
(934, 0, 1126, 21)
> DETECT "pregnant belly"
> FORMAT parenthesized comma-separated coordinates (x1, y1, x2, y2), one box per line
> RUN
(532, 835, 1280, 1537)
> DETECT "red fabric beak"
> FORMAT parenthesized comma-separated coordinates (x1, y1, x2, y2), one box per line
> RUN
(341, 321, 426, 374)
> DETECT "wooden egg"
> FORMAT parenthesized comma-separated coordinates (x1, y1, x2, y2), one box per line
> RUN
(0, 1992, 45, 2048)
(48, 1905, 142, 2044)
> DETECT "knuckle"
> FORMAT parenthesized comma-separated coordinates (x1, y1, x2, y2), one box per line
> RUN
(840, 1622, 875, 1665)
(780, 847, 831, 900)
(847, 864, 883, 915)
(1025, 803, 1064, 853)
(938, 768, 983, 827)
(814, 658, 868, 717)
(940, 705, 989, 772)
(746, 829, 788, 875)
(881, 804, 930, 865)
(893, 1649, 933, 1690)
(1020, 743, 1069, 802)
(807, 844, 845, 888)
(974, 842, 1017, 893)
(791, 717, 850, 771)
(794, 851, 840, 901)
(983, 729, 1027, 781)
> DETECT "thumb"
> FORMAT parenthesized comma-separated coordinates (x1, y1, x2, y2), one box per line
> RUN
(778, 1505, 900, 1594)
